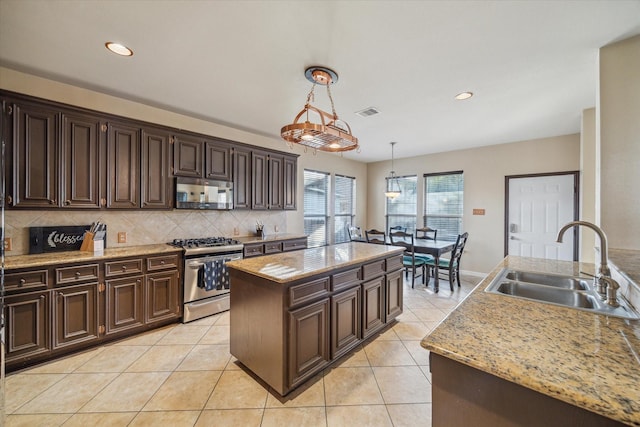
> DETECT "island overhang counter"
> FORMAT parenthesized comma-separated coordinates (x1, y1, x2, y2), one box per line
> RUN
(226, 242, 405, 396)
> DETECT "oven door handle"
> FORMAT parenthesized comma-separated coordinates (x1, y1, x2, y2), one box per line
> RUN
(188, 258, 237, 269)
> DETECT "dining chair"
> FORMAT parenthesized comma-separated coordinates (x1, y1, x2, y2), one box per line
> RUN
(415, 227, 437, 241)
(389, 230, 427, 288)
(424, 232, 469, 290)
(348, 226, 364, 241)
(389, 225, 407, 234)
(365, 229, 387, 245)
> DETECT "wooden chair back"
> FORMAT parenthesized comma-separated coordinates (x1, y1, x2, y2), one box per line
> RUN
(415, 227, 437, 241)
(365, 229, 386, 245)
(348, 226, 363, 241)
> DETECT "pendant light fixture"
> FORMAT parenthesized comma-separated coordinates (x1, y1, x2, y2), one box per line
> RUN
(385, 142, 401, 199)
(281, 66, 359, 153)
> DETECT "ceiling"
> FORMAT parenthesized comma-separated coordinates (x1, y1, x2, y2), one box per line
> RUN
(1, 1, 639, 163)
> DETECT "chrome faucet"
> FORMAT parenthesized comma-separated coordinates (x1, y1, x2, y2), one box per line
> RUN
(556, 221, 620, 307)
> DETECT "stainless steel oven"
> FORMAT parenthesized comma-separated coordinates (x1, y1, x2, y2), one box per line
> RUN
(169, 237, 244, 323)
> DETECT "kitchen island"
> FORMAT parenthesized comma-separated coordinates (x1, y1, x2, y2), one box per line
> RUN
(422, 256, 640, 426)
(226, 242, 405, 395)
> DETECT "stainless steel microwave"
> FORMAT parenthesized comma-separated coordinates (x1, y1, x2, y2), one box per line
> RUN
(175, 177, 233, 210)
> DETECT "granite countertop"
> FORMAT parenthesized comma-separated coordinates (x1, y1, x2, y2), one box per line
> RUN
(609, 248, 640, 288)
(3, 244, 182, 270)
(227, 241, 404, 283)
(235, 233, 307, 244)
(422, 256, 640, 426)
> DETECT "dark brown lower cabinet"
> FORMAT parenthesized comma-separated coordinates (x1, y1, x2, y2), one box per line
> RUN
(331, 286, 361, 359)
(385, 269, 403, 321)
(4, 291, 51, 363)
(53, 283, 99, 349)
(105, 275, 144, 335)
(288, 298, 330, 389)
(146, 270, 180, 323)
(362, 277, 385, 339)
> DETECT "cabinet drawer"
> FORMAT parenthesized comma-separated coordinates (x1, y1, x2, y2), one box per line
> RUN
(244, 243, 264, 258)
(5, 270, 48, 292)
(56, 264, 99, 285)
(289, 278, 330, 307)
(386, 255, 403, 272)
(361, 259, 386, 281)
(105, 259, 143, 277)
(147, 254, 180, 271)
(264, 242, 283, 254)
(283, 238, 307, 252)
(331, 268, 361, 292)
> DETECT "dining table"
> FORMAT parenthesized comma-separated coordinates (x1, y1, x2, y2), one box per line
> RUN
(410, 239, 456, 292)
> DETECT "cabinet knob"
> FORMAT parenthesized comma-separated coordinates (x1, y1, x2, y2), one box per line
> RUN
(122, 266, 127, 271)
(65, 200, 71, 206)
(160, 260, 165, 265)
(75, 271, 81, 278)
(6, 195, 12, 205)
(49, 199, 56, 204)
(136, 279, 141, 284)
(19, 278, 26, 286)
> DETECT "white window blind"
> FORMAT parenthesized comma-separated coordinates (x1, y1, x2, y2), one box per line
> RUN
(424, 171, 464, 240)
(304, 169, 329, 247)
(386, 175, 417, 234)
(334, 174, 356, 243)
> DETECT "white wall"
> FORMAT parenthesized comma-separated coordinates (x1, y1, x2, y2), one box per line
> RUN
(599, 35, 640, 250)
(0, 67, 367, 253)
(367, 135, 580, 274)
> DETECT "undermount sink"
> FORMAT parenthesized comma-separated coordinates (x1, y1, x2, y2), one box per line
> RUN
(485, 268, 640, 320)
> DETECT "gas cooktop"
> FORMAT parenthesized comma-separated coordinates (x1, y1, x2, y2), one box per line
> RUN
(168, 237, 244, 255)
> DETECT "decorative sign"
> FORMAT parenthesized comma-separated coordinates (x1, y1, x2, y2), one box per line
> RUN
(29, 225, 107, 254)
(472, 208, 486, 216)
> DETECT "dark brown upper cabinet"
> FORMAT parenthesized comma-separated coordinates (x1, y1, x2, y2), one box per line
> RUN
(106, 121, 140, 208)
(142, 127, 172, 209)
(233, 147, 251, 210)
(61, 111, 103, 208)
(251, 150, 269, 210)
(268, 153, 284, 210)
(283, 155, 297, 210)
(173, 133, 203, 177)
(205, 139, 232, 181)
(10, 100, 59, 208)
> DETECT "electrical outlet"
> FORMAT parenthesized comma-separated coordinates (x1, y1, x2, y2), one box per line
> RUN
(274, 225, 279, 232)
(4, 237, 12, 251)
(117, 232, 127, 243)
(233, 227, 239, 236)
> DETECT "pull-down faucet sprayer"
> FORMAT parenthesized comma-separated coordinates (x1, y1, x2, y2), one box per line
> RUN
(556, 221, 619, 307)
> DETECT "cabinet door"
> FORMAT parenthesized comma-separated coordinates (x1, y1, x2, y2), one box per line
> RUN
(107, 121, 140, 208)
(4, 291, 51, 363)
(173, 134, 203, 177)
(385, 269, 403, 322)
(233, 147, 251, 209)
(283, 155, 297, 210)
(205, 139, 231, 181)
(142, 127, 172, 209)
(105, 275, 144, 335)
(53, 283, 99, 349)
(288, 298, 330, 389)
(61, 111, 102, 208)
(362, 277, 385, 339)
(251, 150, 268, 210)
(331, 286, 361, 359)
(146, 270, 180, 323)
(268, 153, 284, 209)
(11, 101, 58, 208)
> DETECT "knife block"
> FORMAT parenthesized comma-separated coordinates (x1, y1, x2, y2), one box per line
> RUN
(80, 231, 104, 254)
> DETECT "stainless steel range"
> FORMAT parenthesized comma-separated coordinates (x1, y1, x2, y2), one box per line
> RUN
(169, 237, 244, 323)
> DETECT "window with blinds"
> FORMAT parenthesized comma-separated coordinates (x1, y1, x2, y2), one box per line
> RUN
(334, 174, 356, 243)
(386, 175, 417, 234)
(424, 171, 464, 241)
(304, 169, 330, 247)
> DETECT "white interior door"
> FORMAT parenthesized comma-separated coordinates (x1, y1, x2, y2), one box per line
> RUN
(507, 174, 576, 261)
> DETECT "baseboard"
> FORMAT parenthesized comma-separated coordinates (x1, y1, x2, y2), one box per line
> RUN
(459, 269, 486, 279)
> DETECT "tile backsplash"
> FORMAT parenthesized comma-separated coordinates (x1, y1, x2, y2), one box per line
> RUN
(3, 210, 287, 255)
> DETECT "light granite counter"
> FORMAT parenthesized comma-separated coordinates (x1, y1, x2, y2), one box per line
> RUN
(235, 233, 307, 245)
(227, 241, 404, 283)
(3, 244, 182, 270)
(422, 255, 640, 426)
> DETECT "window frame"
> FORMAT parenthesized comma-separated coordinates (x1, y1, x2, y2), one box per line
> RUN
(423, 170, 464, 241)
(303, 169, 330, 248)
(334, 174, 356, 244)
(385, 174, 418, 234)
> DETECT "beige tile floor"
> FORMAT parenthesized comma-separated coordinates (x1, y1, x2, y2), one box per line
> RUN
(5, 274, 479, 427)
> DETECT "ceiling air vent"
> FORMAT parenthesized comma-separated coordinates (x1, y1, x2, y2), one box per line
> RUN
(355, 107, 381, 117)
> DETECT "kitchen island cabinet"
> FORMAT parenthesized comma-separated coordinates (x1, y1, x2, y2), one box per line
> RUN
(227, 242, 405, 396)
(422, 256, 640, 426)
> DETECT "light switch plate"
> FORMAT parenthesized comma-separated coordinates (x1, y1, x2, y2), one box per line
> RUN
(117, 232, 127, 243)
(473, 208, 486, 215)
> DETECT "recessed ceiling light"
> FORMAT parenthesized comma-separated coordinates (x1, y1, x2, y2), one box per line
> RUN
(105, 42, 133, 57)
(455, 92, 473, 100)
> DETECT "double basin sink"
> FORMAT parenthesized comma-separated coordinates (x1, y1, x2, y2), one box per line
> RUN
(485, 269, 640, 320)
